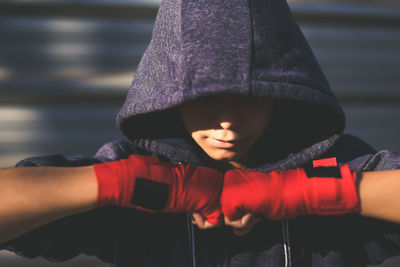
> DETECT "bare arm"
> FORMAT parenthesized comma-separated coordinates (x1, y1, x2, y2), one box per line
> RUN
(0, 166, 97, 243)
(359, 169, 400, 223)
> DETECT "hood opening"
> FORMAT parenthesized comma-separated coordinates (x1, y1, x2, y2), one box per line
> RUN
(119, 96, 344, 164)
(118, 107, 186, 140)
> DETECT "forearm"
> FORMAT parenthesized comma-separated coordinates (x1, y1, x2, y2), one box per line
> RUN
(359, 169, 400, 223)
(0, 166, 97, 243)
(0, 155, 224, 243)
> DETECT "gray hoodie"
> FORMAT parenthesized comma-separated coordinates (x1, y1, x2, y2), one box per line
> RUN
(3, 0, 400, 266)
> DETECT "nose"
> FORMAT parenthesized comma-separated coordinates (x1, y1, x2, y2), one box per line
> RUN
(220, 121, 233, 129)
(215, 95, 238, 129)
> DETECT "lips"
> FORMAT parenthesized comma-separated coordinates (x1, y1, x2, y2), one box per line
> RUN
(209, 137, 237, 148)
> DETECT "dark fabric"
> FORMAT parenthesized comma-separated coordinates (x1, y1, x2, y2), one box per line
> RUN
(3, 0, 400, 266)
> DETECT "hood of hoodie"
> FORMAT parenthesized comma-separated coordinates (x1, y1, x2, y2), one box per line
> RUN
(116, 0, 345, 169)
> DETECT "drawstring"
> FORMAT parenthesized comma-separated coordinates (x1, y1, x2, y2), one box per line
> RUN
(282, 219, 292, 267)
(186, 214, 197, 267)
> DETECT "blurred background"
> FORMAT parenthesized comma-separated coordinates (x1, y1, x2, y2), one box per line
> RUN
(0, 0, 399, 266)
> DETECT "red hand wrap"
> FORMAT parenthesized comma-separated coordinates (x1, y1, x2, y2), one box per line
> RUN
(94, 155, 223, 225)
(221, 161, 360, 220)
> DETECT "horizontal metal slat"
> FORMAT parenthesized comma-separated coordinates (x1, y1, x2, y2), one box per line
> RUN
(0, 2, 159, 20)
(1, 1, 400, 26)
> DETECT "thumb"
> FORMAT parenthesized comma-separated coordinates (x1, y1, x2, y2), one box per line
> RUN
(201, 207, 223, 226)
(221, 189, 246, 221)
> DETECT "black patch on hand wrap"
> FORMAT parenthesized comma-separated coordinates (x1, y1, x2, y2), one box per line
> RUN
(131, 178, 169, 211)
(304, 164, 342, 178)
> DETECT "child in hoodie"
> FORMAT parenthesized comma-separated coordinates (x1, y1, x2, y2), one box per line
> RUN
(1, 0, 400, 266)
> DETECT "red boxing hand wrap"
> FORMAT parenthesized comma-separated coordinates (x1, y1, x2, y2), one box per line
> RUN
(221, 161, 360, 220)
(94, 155, 223, 225)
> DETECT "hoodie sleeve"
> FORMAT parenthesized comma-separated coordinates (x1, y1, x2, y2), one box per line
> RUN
(326, 136, 400, 265)
(343, 148, 400, 265)
(358, 149, 400, 265)
(0, 140, 150, 263)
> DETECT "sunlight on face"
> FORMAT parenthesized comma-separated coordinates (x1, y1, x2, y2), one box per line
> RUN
(179, 94, 273, 166)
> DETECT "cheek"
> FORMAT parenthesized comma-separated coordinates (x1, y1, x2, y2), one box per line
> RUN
(243, 107, 272, 136)
(179, 105, 214, 133)
(184, 121, 211, 141)
(253, 113, 271, 132)
(190, 130, 211, 150)
(190, 130, 203, 142)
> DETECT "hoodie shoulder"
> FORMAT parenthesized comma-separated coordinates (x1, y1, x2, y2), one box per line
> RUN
(331, 134, 376, 161)
(94, 140, 151, 162)
(327, 134, 400, 172)
(15, 140, 150, 167)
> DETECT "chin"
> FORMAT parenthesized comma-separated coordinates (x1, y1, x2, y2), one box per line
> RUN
(209, 150, 242, 162)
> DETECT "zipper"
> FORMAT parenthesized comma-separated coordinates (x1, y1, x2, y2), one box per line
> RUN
(187, 217, 291, 267)
(186, 214, 197, 267)
(282, 219, 292, 267)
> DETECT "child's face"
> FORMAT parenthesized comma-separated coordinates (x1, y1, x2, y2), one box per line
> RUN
(179, 94, 273, 165)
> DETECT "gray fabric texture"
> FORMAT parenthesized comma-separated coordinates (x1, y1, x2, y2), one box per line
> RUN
(117, 0, 344, 144)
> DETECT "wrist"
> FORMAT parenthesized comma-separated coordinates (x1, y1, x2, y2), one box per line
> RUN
(221, 161, 360, 220)
(304, 164, 360, 215)
(94, 155, 224, 225)
(94, 155, 168, 209)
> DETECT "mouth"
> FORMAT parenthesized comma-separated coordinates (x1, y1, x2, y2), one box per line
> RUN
(208, 137, 238, 149)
